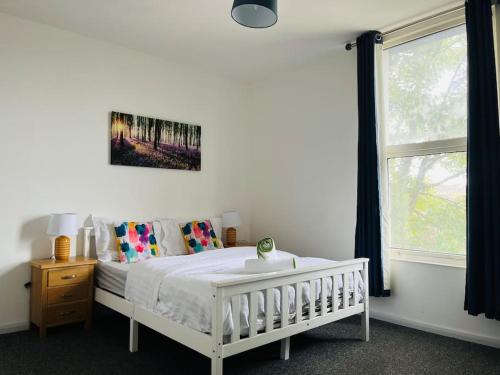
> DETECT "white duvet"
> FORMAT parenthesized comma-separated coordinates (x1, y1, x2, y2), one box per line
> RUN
(125, 247, 364, 336)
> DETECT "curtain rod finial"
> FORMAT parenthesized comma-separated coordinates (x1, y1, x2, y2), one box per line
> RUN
(345, 43, 353, 51)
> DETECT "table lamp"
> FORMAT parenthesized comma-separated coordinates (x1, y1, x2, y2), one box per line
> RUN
(222, 211, 241, 247)
(47, 213, 78, 261)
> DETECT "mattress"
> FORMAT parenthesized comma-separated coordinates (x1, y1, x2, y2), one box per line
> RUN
(95, 260, 129, 297)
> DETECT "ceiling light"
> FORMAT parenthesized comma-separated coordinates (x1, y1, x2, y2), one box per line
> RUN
(231, 0, 278, 29)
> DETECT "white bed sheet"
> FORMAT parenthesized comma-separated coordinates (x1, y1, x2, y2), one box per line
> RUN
(125, 247, 365, 336)
(95, 260, 130, 296)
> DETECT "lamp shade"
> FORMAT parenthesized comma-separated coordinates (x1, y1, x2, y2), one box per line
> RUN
(222, 211, 241, 228)
(47, 213, 78, 236)
(231, 0, 277, 29)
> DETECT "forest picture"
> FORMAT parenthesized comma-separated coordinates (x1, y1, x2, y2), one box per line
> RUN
(110, 111, 201, 171)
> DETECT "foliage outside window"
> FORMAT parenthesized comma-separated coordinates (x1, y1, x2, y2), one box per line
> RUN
(382, 25, 467, 257)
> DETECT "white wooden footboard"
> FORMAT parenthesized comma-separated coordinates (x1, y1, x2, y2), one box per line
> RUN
(95, 257, 369, 375)
(210, 258, 370, 375)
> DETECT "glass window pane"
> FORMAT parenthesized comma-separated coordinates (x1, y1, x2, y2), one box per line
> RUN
(389, 152, 466, 254)
(385, 25, 467, 145)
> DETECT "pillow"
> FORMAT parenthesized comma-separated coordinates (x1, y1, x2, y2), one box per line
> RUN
(180, 220, 223, 254)
(152, 219, 177, 256)
(154, 217, 223, 256)
(92, 216, 118, 262)
(92, 215, 157, 261)
(114, 221, 159, 264)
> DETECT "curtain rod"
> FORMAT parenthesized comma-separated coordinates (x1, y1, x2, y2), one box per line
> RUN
(345, 4, 465, 51)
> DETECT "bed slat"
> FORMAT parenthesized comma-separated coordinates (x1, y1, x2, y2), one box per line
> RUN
(281, 285, 289, 328)
(321, 277, 328, 316)
(333, 275, 339, 312)
(249, 292, 258, 337)
(295, 282, 302, 323)
(362, 261, 370, 342)
(353, 271, 359, 307)
(231, 295, 240, 343)
(309, 279, 316, 319)
(265, 288, 273, 333)
(343, 273, 349, 309)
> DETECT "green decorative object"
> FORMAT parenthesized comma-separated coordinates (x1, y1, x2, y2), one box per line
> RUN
(257, 237, 275, 259)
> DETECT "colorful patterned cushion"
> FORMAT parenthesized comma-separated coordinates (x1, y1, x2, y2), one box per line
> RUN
(180, 220, 223, 254)
(114, 221, 159, 264)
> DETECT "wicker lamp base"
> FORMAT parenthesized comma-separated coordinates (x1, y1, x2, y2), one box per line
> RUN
(226, 227, 237, 247)
(55, 235, 71, 261)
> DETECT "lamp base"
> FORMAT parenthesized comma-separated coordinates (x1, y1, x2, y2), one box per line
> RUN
(226, 227, 237, 247)
(55, 235, 71, 261)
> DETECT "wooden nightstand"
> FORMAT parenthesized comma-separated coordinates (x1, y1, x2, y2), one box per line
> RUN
(30, 256, 97, 337)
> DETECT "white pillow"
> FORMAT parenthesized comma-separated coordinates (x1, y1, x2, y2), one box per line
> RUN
(156, 217, 223, 256)
(92, 216, 118, 262)
(153, 219, 184, 256)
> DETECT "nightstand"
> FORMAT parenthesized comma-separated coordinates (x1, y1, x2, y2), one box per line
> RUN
(30, 256, 97, 337)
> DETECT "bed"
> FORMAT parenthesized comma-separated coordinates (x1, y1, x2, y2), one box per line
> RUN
(86, 229, 369, 375)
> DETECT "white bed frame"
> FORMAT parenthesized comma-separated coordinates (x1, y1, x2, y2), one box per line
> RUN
(95, 259, 369, 375)
(85, 226, 370, 375)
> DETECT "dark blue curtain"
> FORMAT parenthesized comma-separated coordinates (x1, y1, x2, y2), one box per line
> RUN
(464, 0, 500, 320)
(354, 31, 389, 297)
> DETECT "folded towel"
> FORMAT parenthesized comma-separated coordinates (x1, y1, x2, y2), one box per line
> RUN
(244, 257, 297, 273)
(256, 237, 277, 260)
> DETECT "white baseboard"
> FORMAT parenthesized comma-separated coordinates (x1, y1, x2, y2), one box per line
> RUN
(371, 310, 500, 349)
(0, 321, 30, 335)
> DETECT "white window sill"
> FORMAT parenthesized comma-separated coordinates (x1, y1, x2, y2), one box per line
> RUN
(390, 248, 466, 269)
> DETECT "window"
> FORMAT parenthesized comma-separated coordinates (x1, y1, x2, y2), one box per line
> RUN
(380, 22, 467, 264)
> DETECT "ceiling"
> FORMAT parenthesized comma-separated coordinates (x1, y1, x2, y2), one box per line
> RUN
(0, 0, 459, 81)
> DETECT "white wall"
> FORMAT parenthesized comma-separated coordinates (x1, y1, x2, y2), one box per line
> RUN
(248, 51, 359, 261)
(0, 13, 251, 332)
(248, 49, 500, 347)
(371, 261, 500, 347)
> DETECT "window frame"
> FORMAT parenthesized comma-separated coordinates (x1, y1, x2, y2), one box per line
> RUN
(378, 9, 468, 268)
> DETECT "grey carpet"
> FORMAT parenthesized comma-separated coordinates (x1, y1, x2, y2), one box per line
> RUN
(1, 304, 499, 375)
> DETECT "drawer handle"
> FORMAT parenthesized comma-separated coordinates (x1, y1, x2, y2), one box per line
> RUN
(61, 274, 77, 280)
(61, 294, 74, 299)
(59, 310, 76, 316)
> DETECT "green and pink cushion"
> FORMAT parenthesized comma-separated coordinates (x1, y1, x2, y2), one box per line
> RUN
(180, 220, 223, 254)
(114, 221, 159, 264)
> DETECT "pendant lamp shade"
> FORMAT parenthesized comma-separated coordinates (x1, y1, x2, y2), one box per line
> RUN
(232, 0, 277, 29)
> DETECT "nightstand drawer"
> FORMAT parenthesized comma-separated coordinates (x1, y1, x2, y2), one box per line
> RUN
(47, 301, 87, 326)
(47, 283, 88, 305)
(48, 266, 89, 287)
